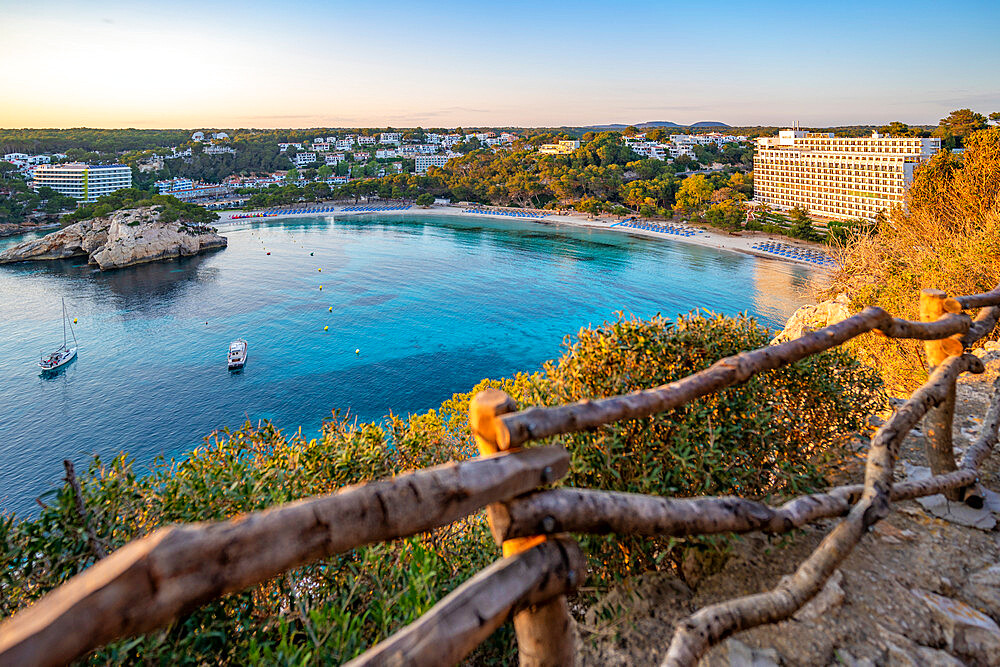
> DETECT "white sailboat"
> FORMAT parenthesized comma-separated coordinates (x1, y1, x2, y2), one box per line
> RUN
(39, 298, 77, 372)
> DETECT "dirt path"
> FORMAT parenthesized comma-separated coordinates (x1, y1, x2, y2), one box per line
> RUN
(577, 357, 1000, 666)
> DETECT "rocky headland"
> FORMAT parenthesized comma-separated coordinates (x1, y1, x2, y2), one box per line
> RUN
(0, 220, 61, 238)
(0, 207, 226, 270)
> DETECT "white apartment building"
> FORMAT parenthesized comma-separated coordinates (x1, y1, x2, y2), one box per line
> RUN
(358, 136, 377, 145)
(631, 143, 668, 160)
(203, 145, 236, 155)
(32, 163, 132, 202)
(415, 154, 451, 174)
(168, 184, 232, 202)
(753, 130, 941, 221)
(212, 132, 229, 140)
(4, 152, 29, 162)
(539, 140, 580, 155)
(325, 153, 345, 165)
(668, 144, 696, 159)
(311, 142, 332, 152)
(375, 148, 399, 159)
(380, 132, 402, 145)
(335, 138, 355, 150)
(278, 143, 303, 152)
(155, 177, 194, 193)
(293, 152, 318, 167)
(191, 131, 205, 141)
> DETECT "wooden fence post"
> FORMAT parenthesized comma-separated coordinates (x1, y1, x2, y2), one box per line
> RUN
(470, 388, 577, 667)
(920, 289, 964, 500)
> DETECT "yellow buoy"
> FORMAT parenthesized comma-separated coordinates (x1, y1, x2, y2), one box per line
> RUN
(319, 285, 323, 290)
(73, 318, 78, 323)
(355, 348, 360, 354)
(324, 326, 329, 331)
(328, 306, 333, 312)
(318, 268, 322, 272)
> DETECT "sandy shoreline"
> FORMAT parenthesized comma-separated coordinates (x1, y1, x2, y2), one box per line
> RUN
(214, 205, 833, 270)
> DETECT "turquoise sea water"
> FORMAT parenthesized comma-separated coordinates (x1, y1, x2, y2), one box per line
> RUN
(0, 214, 820, 516)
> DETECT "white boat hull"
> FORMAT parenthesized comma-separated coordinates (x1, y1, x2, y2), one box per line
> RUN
(228, 339, 248, 370)
(39, 347, 77, 372)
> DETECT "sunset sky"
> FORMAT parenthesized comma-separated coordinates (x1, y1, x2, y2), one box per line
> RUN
(2, 0, 998, 129)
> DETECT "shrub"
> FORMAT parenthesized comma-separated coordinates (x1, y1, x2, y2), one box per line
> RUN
(519, 311, 883, 583)
(65, 189, 218, 226)
(1, 417, 513, 665)
(833, 127, 1000, 391)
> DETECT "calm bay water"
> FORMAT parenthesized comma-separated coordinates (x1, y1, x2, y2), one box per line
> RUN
(0, 214, 819, 515)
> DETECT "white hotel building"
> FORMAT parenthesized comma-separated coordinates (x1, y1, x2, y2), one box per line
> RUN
(415, 154, 451, 174)
(32, 163, 132, 202)
(753, 130, 941, 220)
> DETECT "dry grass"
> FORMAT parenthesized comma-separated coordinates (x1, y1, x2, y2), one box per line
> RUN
(830, 128, 1000, 393)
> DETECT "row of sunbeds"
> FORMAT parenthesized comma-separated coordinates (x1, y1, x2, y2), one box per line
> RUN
(463, 208, 548, 219)
(618, 220, 698, 237)
(752, 241, 837, 267)
(341, 205, 412, 212)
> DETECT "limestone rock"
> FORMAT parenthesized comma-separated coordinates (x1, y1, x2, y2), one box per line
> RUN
(912, 588, 1000, 665)
(964, 565, 1000, 621)
(792, 569, 845, 621)
(832, 649, 876, 667)
(0, 207, 226, 270)
(904, 462, 997, 530)
(771, 294, 852, 344)
(877, 625, 964, 667)
(724, 638, 780, 667)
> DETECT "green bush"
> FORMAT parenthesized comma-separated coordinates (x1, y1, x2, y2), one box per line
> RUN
(65, 188, 218, 226)
(519, 311, 884, 582)
(1, 312, 882, 663)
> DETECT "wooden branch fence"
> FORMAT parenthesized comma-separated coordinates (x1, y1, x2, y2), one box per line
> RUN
(3, 286, 1000, 667)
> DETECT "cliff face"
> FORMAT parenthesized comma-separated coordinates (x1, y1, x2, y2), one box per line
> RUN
(0, 207, 226, 270)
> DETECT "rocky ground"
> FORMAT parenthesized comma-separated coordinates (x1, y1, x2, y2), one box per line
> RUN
(576, 353, 1000, 666)
(0, 207, 226, 270)
(0, 220, 60, 237)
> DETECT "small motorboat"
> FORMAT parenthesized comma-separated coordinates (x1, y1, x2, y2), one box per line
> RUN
(39, 298, 78, 373)
(228, 338, 248, 370)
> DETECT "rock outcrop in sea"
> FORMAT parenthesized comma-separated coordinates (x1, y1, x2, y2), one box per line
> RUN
(0, 207, 227, 270)
(771, 293, 853, 344)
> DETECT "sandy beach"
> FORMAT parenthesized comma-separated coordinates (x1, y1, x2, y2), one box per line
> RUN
(214, 205, 834, 270)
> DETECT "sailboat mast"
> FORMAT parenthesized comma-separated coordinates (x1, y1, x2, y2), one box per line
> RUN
(62, 298, 67, 347)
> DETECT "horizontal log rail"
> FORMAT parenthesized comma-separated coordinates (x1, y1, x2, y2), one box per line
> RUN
(0, 446, 570, 667)
(345, 538, 585, 667)
(663, 353, 987, 665)
(3, 284, 1000, 667)
(494, 307, 987, 449)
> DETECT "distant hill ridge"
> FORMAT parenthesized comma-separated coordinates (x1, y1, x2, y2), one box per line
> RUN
(577, 120, 731, 130)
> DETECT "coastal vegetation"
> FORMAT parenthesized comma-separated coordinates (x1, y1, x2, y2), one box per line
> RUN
(64, 188, 219, 226)
(0, 163, 75, 226)
(1, 311, 882, 664)
(832, 126, 1000, 390)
